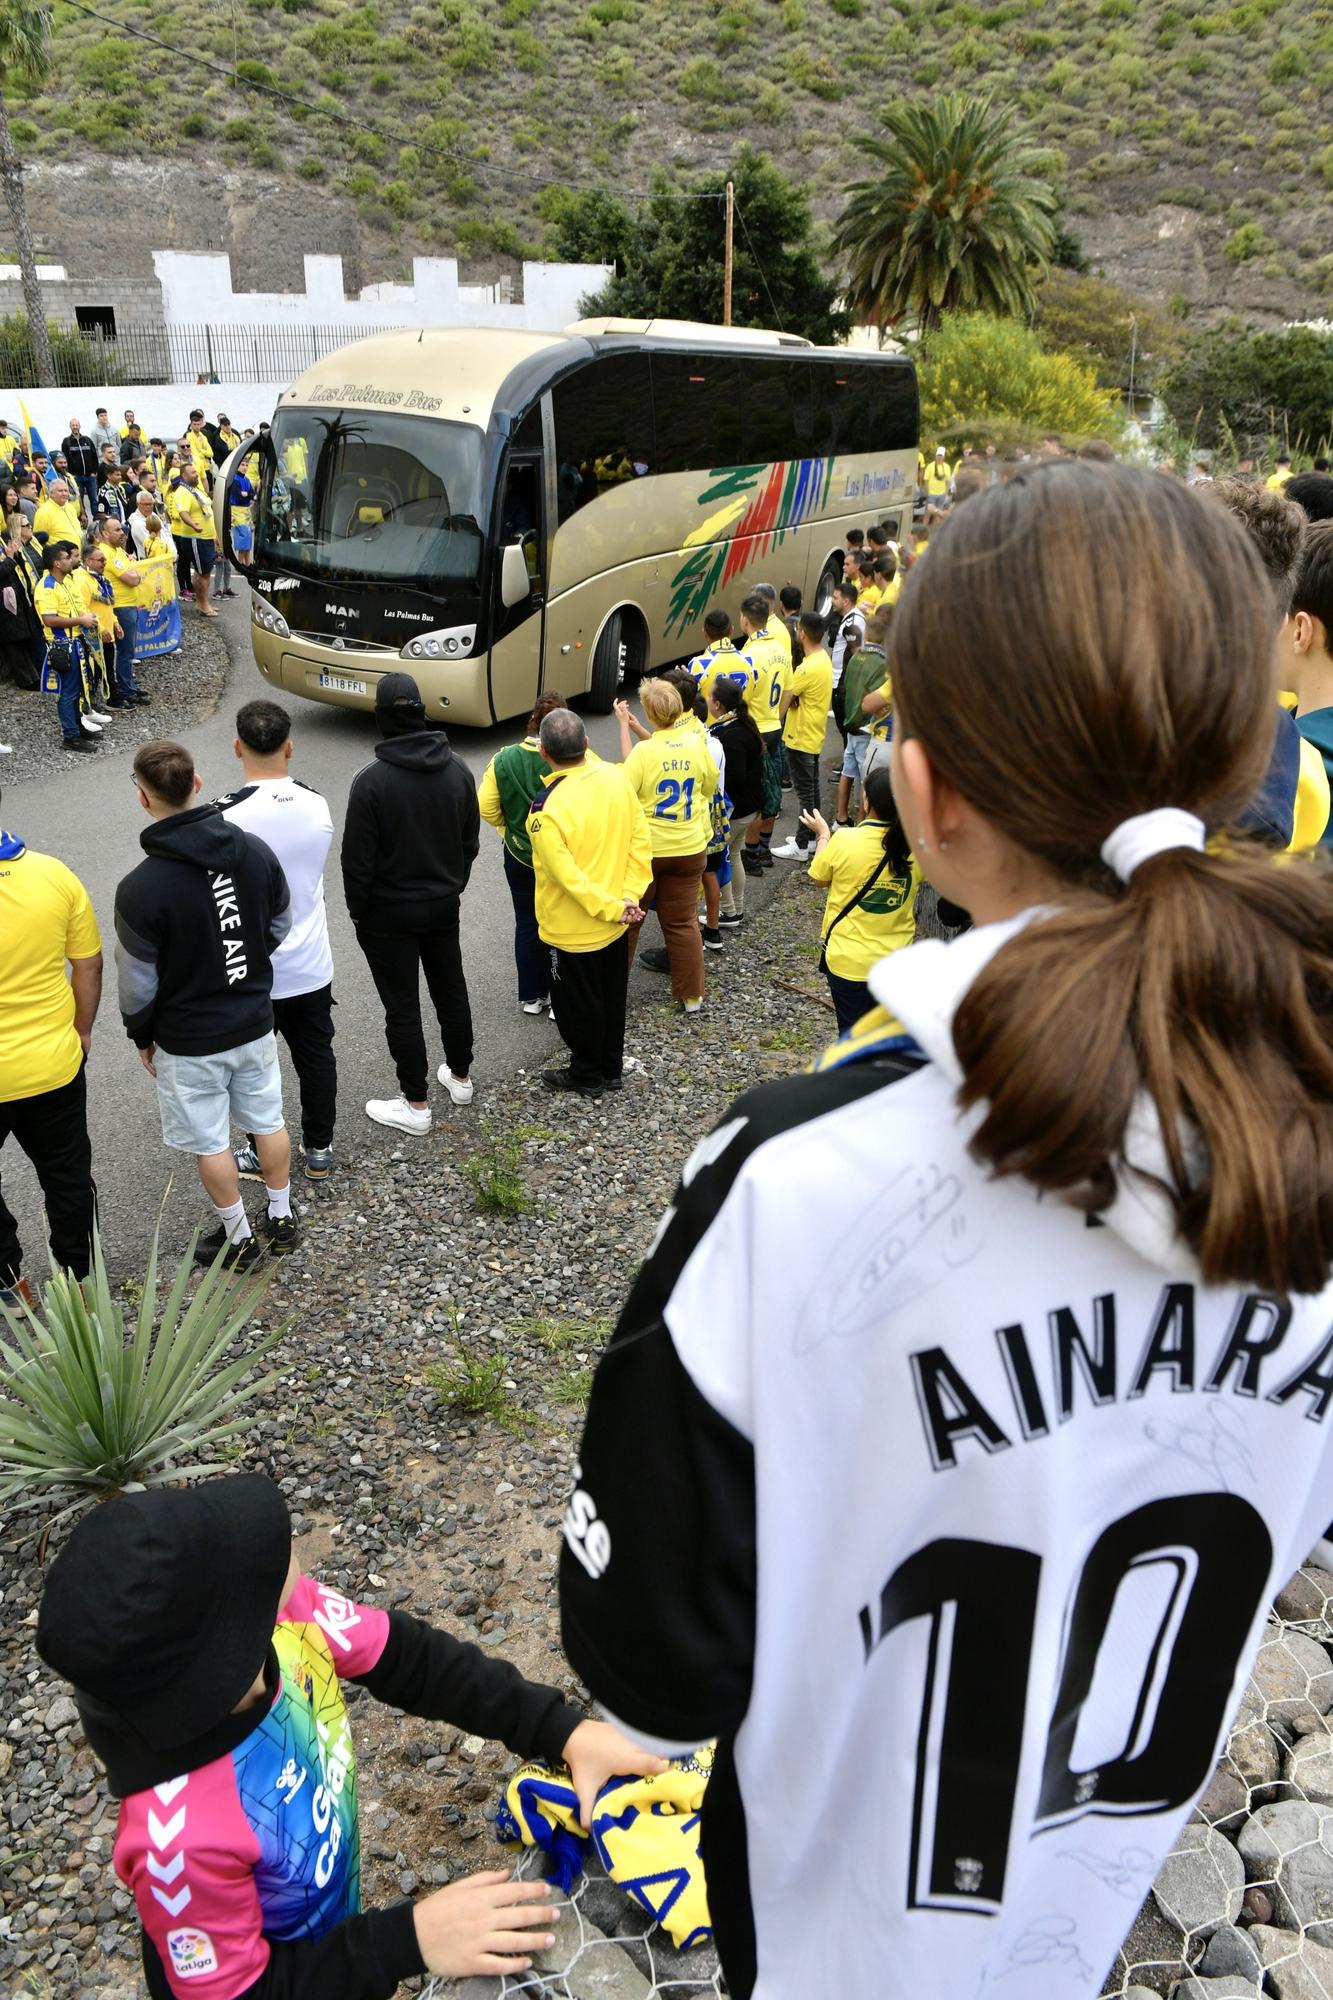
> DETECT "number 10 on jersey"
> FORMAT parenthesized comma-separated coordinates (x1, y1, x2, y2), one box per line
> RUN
(859, 1495, 1271, 1914)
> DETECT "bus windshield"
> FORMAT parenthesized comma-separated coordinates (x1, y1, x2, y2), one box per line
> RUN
(255, 409, 486, 592)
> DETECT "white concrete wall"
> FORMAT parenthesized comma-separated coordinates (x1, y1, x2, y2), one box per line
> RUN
(154, 252, 610, 334)
(0, 384, 288, 448)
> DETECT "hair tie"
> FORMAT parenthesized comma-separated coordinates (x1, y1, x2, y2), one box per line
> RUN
(1100, 808, 1206, 883)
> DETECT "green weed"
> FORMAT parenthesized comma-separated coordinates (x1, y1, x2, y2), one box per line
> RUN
(464, 1128, 535, 1216)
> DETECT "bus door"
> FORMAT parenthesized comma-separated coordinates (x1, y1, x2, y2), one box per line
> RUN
(489, 445, 547, 722)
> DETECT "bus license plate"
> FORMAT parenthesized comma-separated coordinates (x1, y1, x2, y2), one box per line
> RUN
(317, 672, 367, 695)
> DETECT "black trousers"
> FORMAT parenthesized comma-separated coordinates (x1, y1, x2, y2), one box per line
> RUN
(259, 985, 337, 1149)
(551, 932, 629, 1087)
(356, 910, 474, 1103)
(0, 1066, 95, 1285)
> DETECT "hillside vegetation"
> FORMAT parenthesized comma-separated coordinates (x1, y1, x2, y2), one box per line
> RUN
(20, 0, 1333, 319)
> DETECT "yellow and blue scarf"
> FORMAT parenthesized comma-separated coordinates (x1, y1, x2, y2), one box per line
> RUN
(496, 1744, 714, 1950)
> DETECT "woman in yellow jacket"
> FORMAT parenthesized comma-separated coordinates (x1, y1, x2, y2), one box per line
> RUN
(802, 762, 920, 1034)
(615, 676, 718, 1011)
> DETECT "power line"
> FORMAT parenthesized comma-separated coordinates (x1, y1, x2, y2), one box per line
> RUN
(57, 0, 722, 205)
(732, 197, 785, 333)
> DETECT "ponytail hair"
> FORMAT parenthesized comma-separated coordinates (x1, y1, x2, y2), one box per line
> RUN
(862, 762, 912, 876)
(709, 675, 762, 742)
(891, 460, 1333, 1296)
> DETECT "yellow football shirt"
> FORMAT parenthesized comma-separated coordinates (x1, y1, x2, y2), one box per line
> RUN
(0, 848, 102, 1102)
(808, 825, 920, 982)
(742, 625, 792, 735)
(783, 648, 834, 753)
(623, 726, 719, 856)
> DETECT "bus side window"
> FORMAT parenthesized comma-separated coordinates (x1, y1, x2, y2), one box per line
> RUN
(551, 355, 653, 517)
(741, 360, 813, 466)
(652, 354, 742, 474)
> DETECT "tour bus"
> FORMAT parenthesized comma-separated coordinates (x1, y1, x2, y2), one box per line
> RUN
(222, 318, 918, 727)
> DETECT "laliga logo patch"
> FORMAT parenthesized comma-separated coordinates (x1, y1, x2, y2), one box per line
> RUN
(167, 1929, 218, 1979)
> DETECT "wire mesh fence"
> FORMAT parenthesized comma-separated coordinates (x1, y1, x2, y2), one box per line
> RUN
(426, 1558, 1333, 2000)
(0, 318, 412, 389)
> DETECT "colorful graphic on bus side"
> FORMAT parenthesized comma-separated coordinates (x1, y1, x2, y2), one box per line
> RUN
(667, 456, 835, 635)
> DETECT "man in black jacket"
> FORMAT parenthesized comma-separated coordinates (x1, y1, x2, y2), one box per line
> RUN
(115, 739, 298, 1269)
(62, 418, 101, 520)
(342, 673, 480, 1135)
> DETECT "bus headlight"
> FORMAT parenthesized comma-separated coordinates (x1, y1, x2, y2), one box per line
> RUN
(251, 599, 290, 639)
(401, 625, 476, 662)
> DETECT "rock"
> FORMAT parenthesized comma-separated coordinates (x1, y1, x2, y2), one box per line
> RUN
(1237, 1799, 1333, 1946)
(1249, 1923, 1333, 2000)
(1242, 1886, 1274, 1925)
(1199, 1768, 1251, 1824)
(43, 1697, 79, 1732)
(1200, 1925, 1265, 1982)
(1287, 1730, 1333, 1808)
(1123, 1989, 1163, 2000)
(1169, 1979, 1264, 1998)
(1276, 1570, 1333, 1627)
(1227, 1718, 1281, 1791)
(1153, 1820, 1245, 1938)
(530, 1902, 652, 2000)
(1247, 1628, 1333, 1730)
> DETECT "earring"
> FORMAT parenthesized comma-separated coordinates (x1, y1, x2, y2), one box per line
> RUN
(939, 837, 951, 852)
(916, 837, 929, 854)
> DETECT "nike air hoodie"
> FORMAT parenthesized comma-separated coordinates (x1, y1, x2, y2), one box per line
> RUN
(114, 803, 291, 1055)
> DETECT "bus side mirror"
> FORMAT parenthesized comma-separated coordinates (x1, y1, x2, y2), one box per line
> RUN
(500, 541, 531, 608)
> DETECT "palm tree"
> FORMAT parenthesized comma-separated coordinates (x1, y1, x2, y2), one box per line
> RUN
(833, 94, 1058, 333)
(0, 0, 55, 387)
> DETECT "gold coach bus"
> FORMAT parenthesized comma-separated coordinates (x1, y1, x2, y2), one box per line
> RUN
(225, 317, 918, 727)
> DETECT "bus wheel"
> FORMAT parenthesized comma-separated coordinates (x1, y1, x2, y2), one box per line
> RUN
(814, 556, 842, 618)
(587, 608, 644, 713)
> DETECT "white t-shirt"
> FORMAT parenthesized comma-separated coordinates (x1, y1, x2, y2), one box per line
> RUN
(217, 776, 334, 1000)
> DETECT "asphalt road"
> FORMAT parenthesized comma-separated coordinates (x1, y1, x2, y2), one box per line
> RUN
(2, 594, 801, 1277)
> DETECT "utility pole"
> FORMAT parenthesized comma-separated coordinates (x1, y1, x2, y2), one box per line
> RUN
(1128, 313, 1138, 410)
(722, 180, 734, 328)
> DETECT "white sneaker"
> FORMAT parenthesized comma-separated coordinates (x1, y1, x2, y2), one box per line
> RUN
(87, 708, 113, 725)
(770, 838, 806, 859)
(365, 1095, 431, 1135)
(519, 998, 552, 1016)
(437, 1065, 475, 1105)
(682, 997, 703, 1014)
(79, 717, 103, 736)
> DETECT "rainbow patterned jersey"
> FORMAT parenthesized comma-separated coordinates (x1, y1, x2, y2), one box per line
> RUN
(112, 1576, 389, 1998)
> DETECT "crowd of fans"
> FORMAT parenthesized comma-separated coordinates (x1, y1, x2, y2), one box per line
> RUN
(7, 433, 1333, 2000)
(0, 403, 261, 752)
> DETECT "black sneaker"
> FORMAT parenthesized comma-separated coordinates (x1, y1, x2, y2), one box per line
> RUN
(600, 1074, 624, 1092)
(741, 850, 764, 876)
(540, 1066, 603, 1099)
(63, 736, 98, 753)
(638, 947, 670, 973)
(703, 927, 724, 951)
(223, 1234, 263, 1272)
(259, 1212, 300, 1255)
(718, 911, 744, 928)
(127, 693, 151, 707)
(756, 847, 776, 870)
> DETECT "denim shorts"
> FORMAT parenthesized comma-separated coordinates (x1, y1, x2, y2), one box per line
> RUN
(154, 1033, 284, 1156)
(841, 732, 874, 782)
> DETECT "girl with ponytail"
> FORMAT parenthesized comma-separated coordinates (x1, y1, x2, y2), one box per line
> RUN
(562, 462, 1333, 2000)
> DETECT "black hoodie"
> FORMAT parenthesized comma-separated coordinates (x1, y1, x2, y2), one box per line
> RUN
(114, 802, 291, 1054)
(341, 729, 480, 926)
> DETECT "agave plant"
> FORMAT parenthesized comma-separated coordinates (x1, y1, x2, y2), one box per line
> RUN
(0, 1220, 288, 1524)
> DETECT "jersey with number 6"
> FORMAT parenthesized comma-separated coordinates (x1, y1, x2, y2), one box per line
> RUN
(560, 915, 1333, 2000)
(739, 625, 792, 736)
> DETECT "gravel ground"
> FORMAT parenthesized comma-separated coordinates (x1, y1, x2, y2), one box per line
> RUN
(0, 609, 230, 783)
(1, 860, 1318, 2000)
(0, 867, 838, 1999)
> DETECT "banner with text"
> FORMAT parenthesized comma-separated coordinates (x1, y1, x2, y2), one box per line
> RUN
(136, 552, 182, 660)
